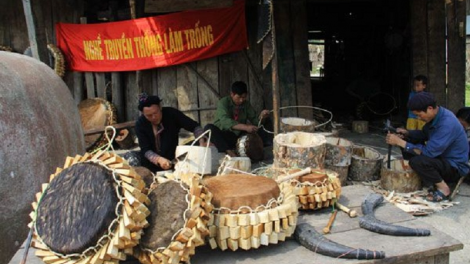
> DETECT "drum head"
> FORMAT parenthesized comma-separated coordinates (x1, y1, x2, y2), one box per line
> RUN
(140, 180, 189, 251)
(297, 170, 328, 185)
(36, 163, 118, 255)
(204, 174, 280, 210)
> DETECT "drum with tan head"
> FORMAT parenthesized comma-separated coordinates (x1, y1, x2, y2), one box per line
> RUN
(290, 169, 342, 210)
(134, 175, 213, 264)
(204, 174, 298, 251)
(30, 151, 149, 263)
(78, 98, 117, 151)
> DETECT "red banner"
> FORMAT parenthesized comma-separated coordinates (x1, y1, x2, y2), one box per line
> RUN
(56, 0, 247, 72)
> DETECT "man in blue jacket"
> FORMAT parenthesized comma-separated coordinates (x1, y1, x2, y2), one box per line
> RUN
(386, 92, 469, 202)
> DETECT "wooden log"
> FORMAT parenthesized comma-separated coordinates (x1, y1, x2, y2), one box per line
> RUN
(380, 159, 422, 193)
(348, 146, 383, 181)
(115, 129, 135, 150)
(273, 132, 326, 170)
(324, 137, 352, 166)
(280, 117, 317, 133)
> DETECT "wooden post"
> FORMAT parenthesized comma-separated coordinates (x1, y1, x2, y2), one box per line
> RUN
(410, 0, 428, 79)
(446, 0, 466, 112)
(427, 0, 446, 106)
(271, 13, 280, 135)
(22, 0, 48, 62)
(112, 73, 124, 122)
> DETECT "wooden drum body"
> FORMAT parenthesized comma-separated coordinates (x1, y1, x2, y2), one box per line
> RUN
(218, 157, 252, 175)
(324, 137, 353, 185)
(349, 146, 383, 181)
(204, 175, 298, 251)
(30, 151, 149, 264)
(292, 169, 342, 210)
(280, 117, 317, 133)
(135, 175, 213, 264)
(381, 159, 422, 193)
(273, 132, 326, 170)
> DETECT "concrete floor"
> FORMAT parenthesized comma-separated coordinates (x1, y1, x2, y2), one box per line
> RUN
(8, 128, 470, 264)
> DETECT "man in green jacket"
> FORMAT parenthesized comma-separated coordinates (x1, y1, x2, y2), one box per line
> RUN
(205, 81, 270, 157)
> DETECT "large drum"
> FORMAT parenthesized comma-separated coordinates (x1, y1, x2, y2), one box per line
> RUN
(79, 98, 117, 151)
(236, 133, 264, 161)
(134, 175, 213, 264)
(30, 151, 149, 263)
(204, 175, 298, 251)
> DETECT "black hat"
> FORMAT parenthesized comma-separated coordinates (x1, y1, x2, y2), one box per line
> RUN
(138, 93, 161, 111)
(407, 91, 436, 111)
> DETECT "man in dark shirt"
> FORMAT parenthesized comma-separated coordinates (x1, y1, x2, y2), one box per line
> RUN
(135, 94, 207, 172)
(204, 81, 270, 157)
(386, 92, 469, 202)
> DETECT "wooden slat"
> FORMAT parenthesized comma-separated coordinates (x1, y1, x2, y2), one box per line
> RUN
(145, 0, 233, 13)
(218, 54, 232, 98)
(197, 57, 219, 127)
(231, 51, 249, 89)
(112, 72, 124, 122)
(126, 72, 141, 122)
(22, 0, 48, 62)
(176, 63, 199, 121)
(274, 0, 297, 118)
(410, 0, 428, 96)
(96, 73, 106, 99)
(427, 0, 446, 106)
(157, 66, 178, 108)
(446, 0, 466, 112)
(291, 0, 312, 119)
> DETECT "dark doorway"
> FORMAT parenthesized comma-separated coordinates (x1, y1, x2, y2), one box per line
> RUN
(307, 0, 410, 123)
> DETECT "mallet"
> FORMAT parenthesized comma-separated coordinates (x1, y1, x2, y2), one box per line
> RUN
(322, 210, 338, 234)
(336, 202, 358, 218)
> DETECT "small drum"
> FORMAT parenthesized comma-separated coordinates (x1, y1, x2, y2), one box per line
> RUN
(204, 174, 298, 251)
(134, 175, 213, 264)
(30, 151, 149, 263)
(236, 133, 264, 161)
(280, 117, 317, 133)
(78, 98, 117, 152)
(291, 169, 342, 210)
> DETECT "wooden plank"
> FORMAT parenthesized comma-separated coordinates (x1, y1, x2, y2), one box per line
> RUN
(274, 0, 297, 118)
(446, 0, 466, 112)
(427, 0, 446, 106)
(96, 73, 106, 99)
(73, 72, 84, 105)
(197, 57, 219, 127)
(112, 72, 124, 122)
(157, 66, 178, 108)
(22, 0, 48, 62)
(231, 51, 249, 89)
(145, 0, 233, 13)
(176, 63, 199, 121)
(291, 0, 312, 119)
(140, 69, 154, 96)
(218, 54, 233, 97)
(410, 0, 428, 82)
(126, 72, 141, 122)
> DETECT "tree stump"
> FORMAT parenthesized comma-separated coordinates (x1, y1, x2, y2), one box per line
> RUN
(325, 137, 353, 166)
(280, 117, 317, 133)
(348, 146, 383, 181)
(273, 132, 326, 170)
(381, 159, 422, 193)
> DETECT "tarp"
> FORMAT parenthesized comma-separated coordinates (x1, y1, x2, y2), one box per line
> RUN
(56, 0, 247, 72)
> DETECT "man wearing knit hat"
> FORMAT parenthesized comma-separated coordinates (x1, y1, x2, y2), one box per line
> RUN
(386, 92, 469, 202)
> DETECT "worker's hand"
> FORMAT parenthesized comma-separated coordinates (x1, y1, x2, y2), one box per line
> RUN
(259, 110, 270, 120)
(156, 156, 172, 170)
(396, 127, 409, 136)
(386, 132, 406, 148)
(245, 124, 259, 133)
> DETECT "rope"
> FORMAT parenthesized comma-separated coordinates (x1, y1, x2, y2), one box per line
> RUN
(91, 126, 117, 154)
(259, 105, 334, 134)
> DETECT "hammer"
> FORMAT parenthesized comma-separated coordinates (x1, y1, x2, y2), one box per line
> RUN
(322, 210, 338, 234)
(336, 202, 358, 218)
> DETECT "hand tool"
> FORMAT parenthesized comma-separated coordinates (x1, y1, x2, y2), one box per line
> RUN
(336, 202, 358, 218)
(322, 210, 338, 234)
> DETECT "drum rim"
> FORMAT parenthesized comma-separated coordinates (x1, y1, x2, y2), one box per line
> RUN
(30, 151, 149, 262)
